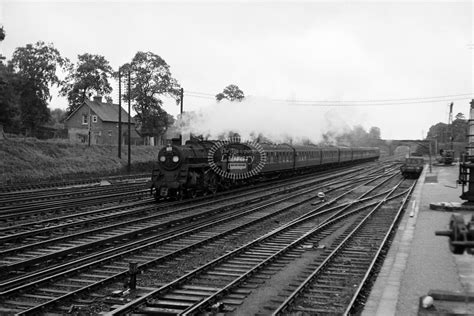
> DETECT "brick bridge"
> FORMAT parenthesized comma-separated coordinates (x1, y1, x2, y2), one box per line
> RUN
(382, 139, 434, 156)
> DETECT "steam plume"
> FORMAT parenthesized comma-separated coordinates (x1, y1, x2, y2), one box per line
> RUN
(177, 96, 368, 145)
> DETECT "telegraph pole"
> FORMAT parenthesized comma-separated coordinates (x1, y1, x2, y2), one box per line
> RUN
(88, 97, 91, 147)
(118, 69, 122, 158)
(180, 88, 184, 114)
(127, 70, 131, 173)
(179, 88, 184, 145)
(87, 93, 92, 147)
(449, 102, 454, 150)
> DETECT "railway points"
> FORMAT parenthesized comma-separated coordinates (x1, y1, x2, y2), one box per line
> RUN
(363, 162, 474, 316)
(2, 158, 472, 315)
(0, 161, 400, 314)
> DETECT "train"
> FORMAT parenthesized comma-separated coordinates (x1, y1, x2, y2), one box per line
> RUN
(439, 149, 454, 165)
(400, 156, 424, 178)
(150, 139, 380, 200)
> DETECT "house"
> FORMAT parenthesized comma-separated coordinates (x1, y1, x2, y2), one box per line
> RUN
(64, 96, 141, 145)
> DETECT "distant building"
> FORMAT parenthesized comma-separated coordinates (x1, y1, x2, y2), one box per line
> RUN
(64, 96, 141, 145)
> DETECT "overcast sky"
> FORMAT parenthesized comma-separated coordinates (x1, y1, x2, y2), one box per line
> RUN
(1, 0, 473, 140)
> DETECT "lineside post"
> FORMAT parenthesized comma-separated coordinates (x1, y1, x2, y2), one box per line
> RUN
(118, 68, 122, 158)
(127, 70, 131, 173)
(128, 262, 137, 290)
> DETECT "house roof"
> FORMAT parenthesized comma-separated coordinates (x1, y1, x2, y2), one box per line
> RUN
(65, 98, 134, 124)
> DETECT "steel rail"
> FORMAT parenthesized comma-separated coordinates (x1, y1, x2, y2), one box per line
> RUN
(0, 188, 149, 215)
(0, 182, 149, 206)
(7, 170, 391, 314)
(0, 163, 374, 222)
(1, 164, 390, 246)
(1, 167, 383, 289)
(271, 181, 415, 315)
(0, 173, 150, 193)
(181, 178, 408, 315)
(108, 176, 404, 315)
(342, 180, 417, 315)
(8, 176, 364, 314)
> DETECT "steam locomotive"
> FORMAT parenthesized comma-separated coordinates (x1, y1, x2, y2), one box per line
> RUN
(151, 139, 380, 200)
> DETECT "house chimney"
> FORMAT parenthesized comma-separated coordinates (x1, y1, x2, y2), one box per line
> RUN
(93, 95, 102, 103)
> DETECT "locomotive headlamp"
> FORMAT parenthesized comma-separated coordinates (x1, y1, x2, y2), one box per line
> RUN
(159, 156, 166, 162)
(172, 156, 179, 162)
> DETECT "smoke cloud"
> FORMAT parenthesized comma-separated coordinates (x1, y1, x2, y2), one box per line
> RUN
(176, 97, 370, 145)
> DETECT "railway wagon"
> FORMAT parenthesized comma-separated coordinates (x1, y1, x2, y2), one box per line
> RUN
(400, 157, 424, 178)
(151, 140, 380, 200)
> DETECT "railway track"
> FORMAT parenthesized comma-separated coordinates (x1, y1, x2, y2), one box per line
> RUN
(0, 163, 397, 314)
(108, 177, 414, 315)
(0, 163, 391, 249)
(273, 181, 414, 315)
(0, 163, 404, 315)
(0, 164, 389, 283)
(0, 162, 384, 224)
(0, 181, 149, 207)
(0, 173, 151, 193)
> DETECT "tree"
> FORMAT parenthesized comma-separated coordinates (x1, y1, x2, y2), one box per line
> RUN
(49, 108, 67, 127)
(9, 41, 68, 134)
(426, 122, 448, 143)
(215, 84, 245, 102)
(0, 26, 5, 63)
(134, 107, 175, 139)
(452, 117, 468, 142)
(123, 51, 181, 138)
(0, 27, 20, 131)
(368, 127, 381, 140)
(60, 53, 113, 114)
(426, 118, 467, 143)
(0, 64, 21, 132)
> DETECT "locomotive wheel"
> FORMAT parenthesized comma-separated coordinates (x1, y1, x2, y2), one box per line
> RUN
(152, 187, 161, 201)
(208, 184, 217, 195)
(176, 188, 185, 201)
(449, 214, 467, 254)
(205, 174, 218, 195)
(188, 189, 198, 199)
